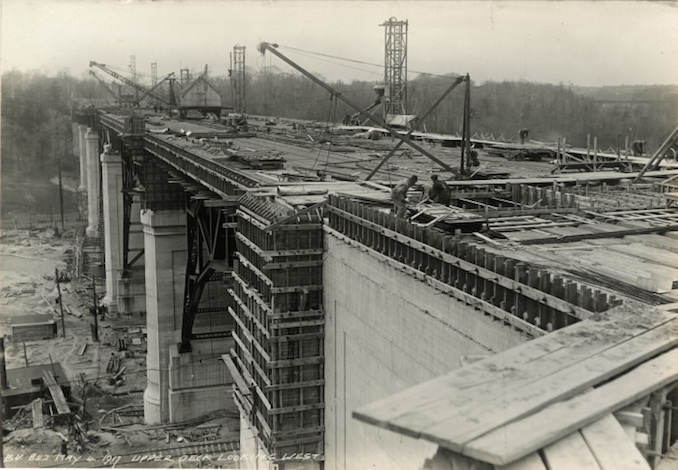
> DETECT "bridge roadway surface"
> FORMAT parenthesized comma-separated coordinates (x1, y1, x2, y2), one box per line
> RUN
(105, 112, 574, 187)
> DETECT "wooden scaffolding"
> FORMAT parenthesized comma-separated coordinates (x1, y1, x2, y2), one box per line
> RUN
(225, 192, 325, 461)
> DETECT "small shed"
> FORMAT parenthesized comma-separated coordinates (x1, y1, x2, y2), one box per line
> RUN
(10, 314, 57, 342)
(179, 75, 223, 117)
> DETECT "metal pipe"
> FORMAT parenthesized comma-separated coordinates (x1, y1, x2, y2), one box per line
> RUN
(257, 42, 454, 174)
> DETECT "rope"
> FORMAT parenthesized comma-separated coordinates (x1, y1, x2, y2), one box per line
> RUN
(310, 93, 337, 173)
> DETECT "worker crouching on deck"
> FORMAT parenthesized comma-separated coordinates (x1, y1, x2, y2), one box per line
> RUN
(429, 174, 452, 206)
(392, 175, 418, 218)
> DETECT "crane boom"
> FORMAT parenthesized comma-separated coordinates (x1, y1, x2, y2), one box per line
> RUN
(256, 42, 454, 174)
(89, 61, 170, 106)
(138, 71, 175, 103)
(88, 70, 119, 102)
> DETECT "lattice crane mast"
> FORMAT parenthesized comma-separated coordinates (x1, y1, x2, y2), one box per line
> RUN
(89, 61, 171, 107)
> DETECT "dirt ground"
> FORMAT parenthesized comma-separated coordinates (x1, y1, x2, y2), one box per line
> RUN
(0, 176, 242, 468)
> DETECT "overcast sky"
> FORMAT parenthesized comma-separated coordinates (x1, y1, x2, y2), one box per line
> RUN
(2, 0, 677, 87)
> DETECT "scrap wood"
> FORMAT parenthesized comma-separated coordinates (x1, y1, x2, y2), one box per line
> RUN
(98, 404, 134, 426)
(113, 366, 127, 380)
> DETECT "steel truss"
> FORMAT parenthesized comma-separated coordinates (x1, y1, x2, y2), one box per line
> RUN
(180, 197, 232, 353)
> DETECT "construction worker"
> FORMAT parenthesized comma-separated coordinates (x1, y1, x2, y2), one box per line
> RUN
(392, 175, 417, 218)
(429, 175, 452, 206)
(519, 128, 529, 144)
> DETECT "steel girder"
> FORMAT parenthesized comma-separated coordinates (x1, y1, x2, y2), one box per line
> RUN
(179, 198, 229, 353)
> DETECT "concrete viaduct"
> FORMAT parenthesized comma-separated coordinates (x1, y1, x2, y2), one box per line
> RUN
(71, 110, 678, 470)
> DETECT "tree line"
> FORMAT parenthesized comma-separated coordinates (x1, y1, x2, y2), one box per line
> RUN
(3, 68, 677, 178)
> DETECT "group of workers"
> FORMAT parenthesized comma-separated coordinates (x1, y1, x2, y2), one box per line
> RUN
(391, 173, 452, 218)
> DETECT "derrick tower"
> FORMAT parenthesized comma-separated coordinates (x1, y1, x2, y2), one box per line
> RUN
(230, 45, 246, 113)
(381, 17, 408, 117)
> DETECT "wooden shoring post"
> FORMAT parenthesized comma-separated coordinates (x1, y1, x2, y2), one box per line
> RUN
(527, 268, 540, 324)
(514, 263, 527, 320)
(587, 134, 591, 161)
(565, 282, 579, 326)
(491, 254, 504, 307)
(454, 241, 466, 291)
(550, 276, 565, 331)
(539, 271, 552, 330)
(593, 136, 598, 172)
(416, 226, 425, 273)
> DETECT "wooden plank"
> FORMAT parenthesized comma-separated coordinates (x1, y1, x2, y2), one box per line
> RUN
(41, 370, 70, 415)
(220, 354, 251, 396)
(521, 224, 678, 245)
(446, 169, 678, 187)
(418, 319, 678, 454)
(580, 414, 650, 470)
(32, 399, 44, 429)
(541, 432, 601, 469)
(352, 308, 676, 447)
(464, 348, 678, 465)
(496, 452, 547, 470)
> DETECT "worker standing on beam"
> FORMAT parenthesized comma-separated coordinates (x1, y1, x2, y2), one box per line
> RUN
(392, 175, 417, 218)
(428, 175, 452, 206)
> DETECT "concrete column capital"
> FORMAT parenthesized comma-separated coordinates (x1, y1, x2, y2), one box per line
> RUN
(140, 209, 186, 231)
(85, 128, 98, 140)
(101, 151, 123, 166)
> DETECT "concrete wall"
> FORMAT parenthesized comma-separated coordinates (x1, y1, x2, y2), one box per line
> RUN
(323, 234, 527, 470)
(168, 338, 233, 422)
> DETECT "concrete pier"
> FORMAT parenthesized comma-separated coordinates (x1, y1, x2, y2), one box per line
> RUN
(100, 151, 124, 313)
(85, 129, 100, 237)
(141, 209, 186, 424)
(78, 124, 88, 192)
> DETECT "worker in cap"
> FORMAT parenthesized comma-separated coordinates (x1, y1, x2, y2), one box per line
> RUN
(428, 174, 452, 206)
(392, 175, 418, 218)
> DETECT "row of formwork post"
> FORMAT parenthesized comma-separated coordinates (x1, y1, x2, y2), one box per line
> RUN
(510, 183, 578, 209)
(229, 205, 325, 458)
(326, 195, 621, 334)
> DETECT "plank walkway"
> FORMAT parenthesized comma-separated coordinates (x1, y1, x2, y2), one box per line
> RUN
(42, 369, 70, 415)
(353, 303, 677, 467)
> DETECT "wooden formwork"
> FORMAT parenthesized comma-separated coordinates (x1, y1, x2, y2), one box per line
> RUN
(326, 195, 621, 336)
(227, 193, 325, 461)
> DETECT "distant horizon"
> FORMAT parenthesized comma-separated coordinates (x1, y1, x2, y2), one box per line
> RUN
(4, 66, 678, 91)
(2, 1, 678, 88)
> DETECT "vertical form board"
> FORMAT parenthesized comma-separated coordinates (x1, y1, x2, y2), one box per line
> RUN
(229, 195, 325, 464)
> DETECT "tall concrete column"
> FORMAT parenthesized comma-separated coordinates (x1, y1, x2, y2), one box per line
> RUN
(101, 151, 124, 313)
(141, 209, 187, 424)
(85, 129, 100, 238)
(78, 124, 88, 192)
